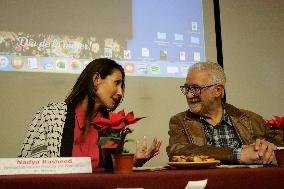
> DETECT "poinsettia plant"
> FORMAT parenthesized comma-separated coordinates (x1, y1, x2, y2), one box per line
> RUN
(93, 109, 145, 154)
(265, 115, 284, 130)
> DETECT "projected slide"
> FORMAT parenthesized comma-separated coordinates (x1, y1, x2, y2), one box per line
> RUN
(0, 0, 204, 77)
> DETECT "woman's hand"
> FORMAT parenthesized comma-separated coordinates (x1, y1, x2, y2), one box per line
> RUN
(134, 136, 162, 167)
(136, 136, 162, 159)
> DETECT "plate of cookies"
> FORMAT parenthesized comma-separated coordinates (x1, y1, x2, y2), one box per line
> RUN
(168, 155, 220, 169)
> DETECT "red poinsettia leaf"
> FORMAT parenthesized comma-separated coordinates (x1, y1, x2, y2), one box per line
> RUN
(95, 111, 127, 129)
(93, 118, 113, 127)
(91, 113, 109, 126)
(125, 111, 134, 121)
(109, 111, 124, 123)
(92, 109, 145, 139)
(265, 115, 284, 129)
(124, 111, 145, 125)
(265, 120, 273, 125)
(274, 115, 284, 127)
(100, 125, 113, 131)
(273, 121, 281, 129)
(128, 117, 146, 125)
(117, 109, 126, 117)
(111, 121, 126, 130)
(91, 112, 117, 131)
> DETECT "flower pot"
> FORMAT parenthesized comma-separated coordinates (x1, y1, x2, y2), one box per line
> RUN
(275, 147, 284, 167)
(112, 153, 134, 174)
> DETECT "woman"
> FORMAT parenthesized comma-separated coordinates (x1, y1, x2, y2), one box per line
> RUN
(19, 58, 161, 169)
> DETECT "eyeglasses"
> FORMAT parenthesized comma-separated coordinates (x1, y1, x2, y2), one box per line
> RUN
(180, 84, 217, 96)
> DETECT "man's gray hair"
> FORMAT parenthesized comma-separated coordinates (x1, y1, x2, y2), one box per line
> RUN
(188, 61, 226, 86)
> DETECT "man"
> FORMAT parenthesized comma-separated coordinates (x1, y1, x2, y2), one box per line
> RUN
(167, 62, 283, 164)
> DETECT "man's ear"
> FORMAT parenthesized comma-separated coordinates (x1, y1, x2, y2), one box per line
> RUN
(215, 85, 224, 97)
(92, 73, 101, 88)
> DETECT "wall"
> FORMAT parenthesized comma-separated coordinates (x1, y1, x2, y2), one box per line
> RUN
(220, 0, 284, 117)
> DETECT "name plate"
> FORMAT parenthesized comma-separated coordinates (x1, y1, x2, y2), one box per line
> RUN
(0, 157, 92, 175)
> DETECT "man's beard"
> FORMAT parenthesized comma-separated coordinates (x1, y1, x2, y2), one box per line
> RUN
(187, 96, 216, 115)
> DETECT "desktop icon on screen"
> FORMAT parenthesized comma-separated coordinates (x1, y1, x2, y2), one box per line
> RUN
(160, 50, 167, 60)
(150, 64, 160, 74)
(56, 59, 67, 70)
(0, 56, 9, 68)
(157, 32, 167, 40)
(124, 63, 135, 73)
(192, 22, 198, 31)
(174, 33, 184, 41)
(193, 52, 201, 61)
(70, 60, 81, 70)
(12, 56, 24, 69)
(42, 58, 54, 70)
(124, 50, 131, 60)
(141, 48, 150, 57)
(27, 57, 38, 69)
(137, 63, 147, 74)
(179, 51, 186, 61)
(167, 66, 179, 74)
(190, 36, 200, 44)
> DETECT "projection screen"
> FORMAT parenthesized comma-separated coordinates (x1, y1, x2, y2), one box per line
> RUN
(0, 0, 205, 78)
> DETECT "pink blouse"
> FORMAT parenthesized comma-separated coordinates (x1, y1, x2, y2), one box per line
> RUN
(72, 103, 100, 170)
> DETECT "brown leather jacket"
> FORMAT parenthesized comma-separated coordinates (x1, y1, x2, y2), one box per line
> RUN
(166, 103, 283, 163)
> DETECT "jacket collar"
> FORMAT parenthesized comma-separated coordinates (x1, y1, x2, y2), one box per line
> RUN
(184, 102, 248, 122)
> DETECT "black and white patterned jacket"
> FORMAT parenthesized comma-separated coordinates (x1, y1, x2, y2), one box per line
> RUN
(19, 102, 68, 157)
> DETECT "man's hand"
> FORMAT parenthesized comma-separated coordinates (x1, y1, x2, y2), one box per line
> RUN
(240, 139, 277, 164)
(254, 139, 276, 164)
(240, 145, 260, 163)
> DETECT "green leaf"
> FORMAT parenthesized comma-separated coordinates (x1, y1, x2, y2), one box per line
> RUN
(98, 137, 111, 146)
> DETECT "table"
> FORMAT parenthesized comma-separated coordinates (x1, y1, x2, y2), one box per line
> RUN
(1, 167, 284, 189)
